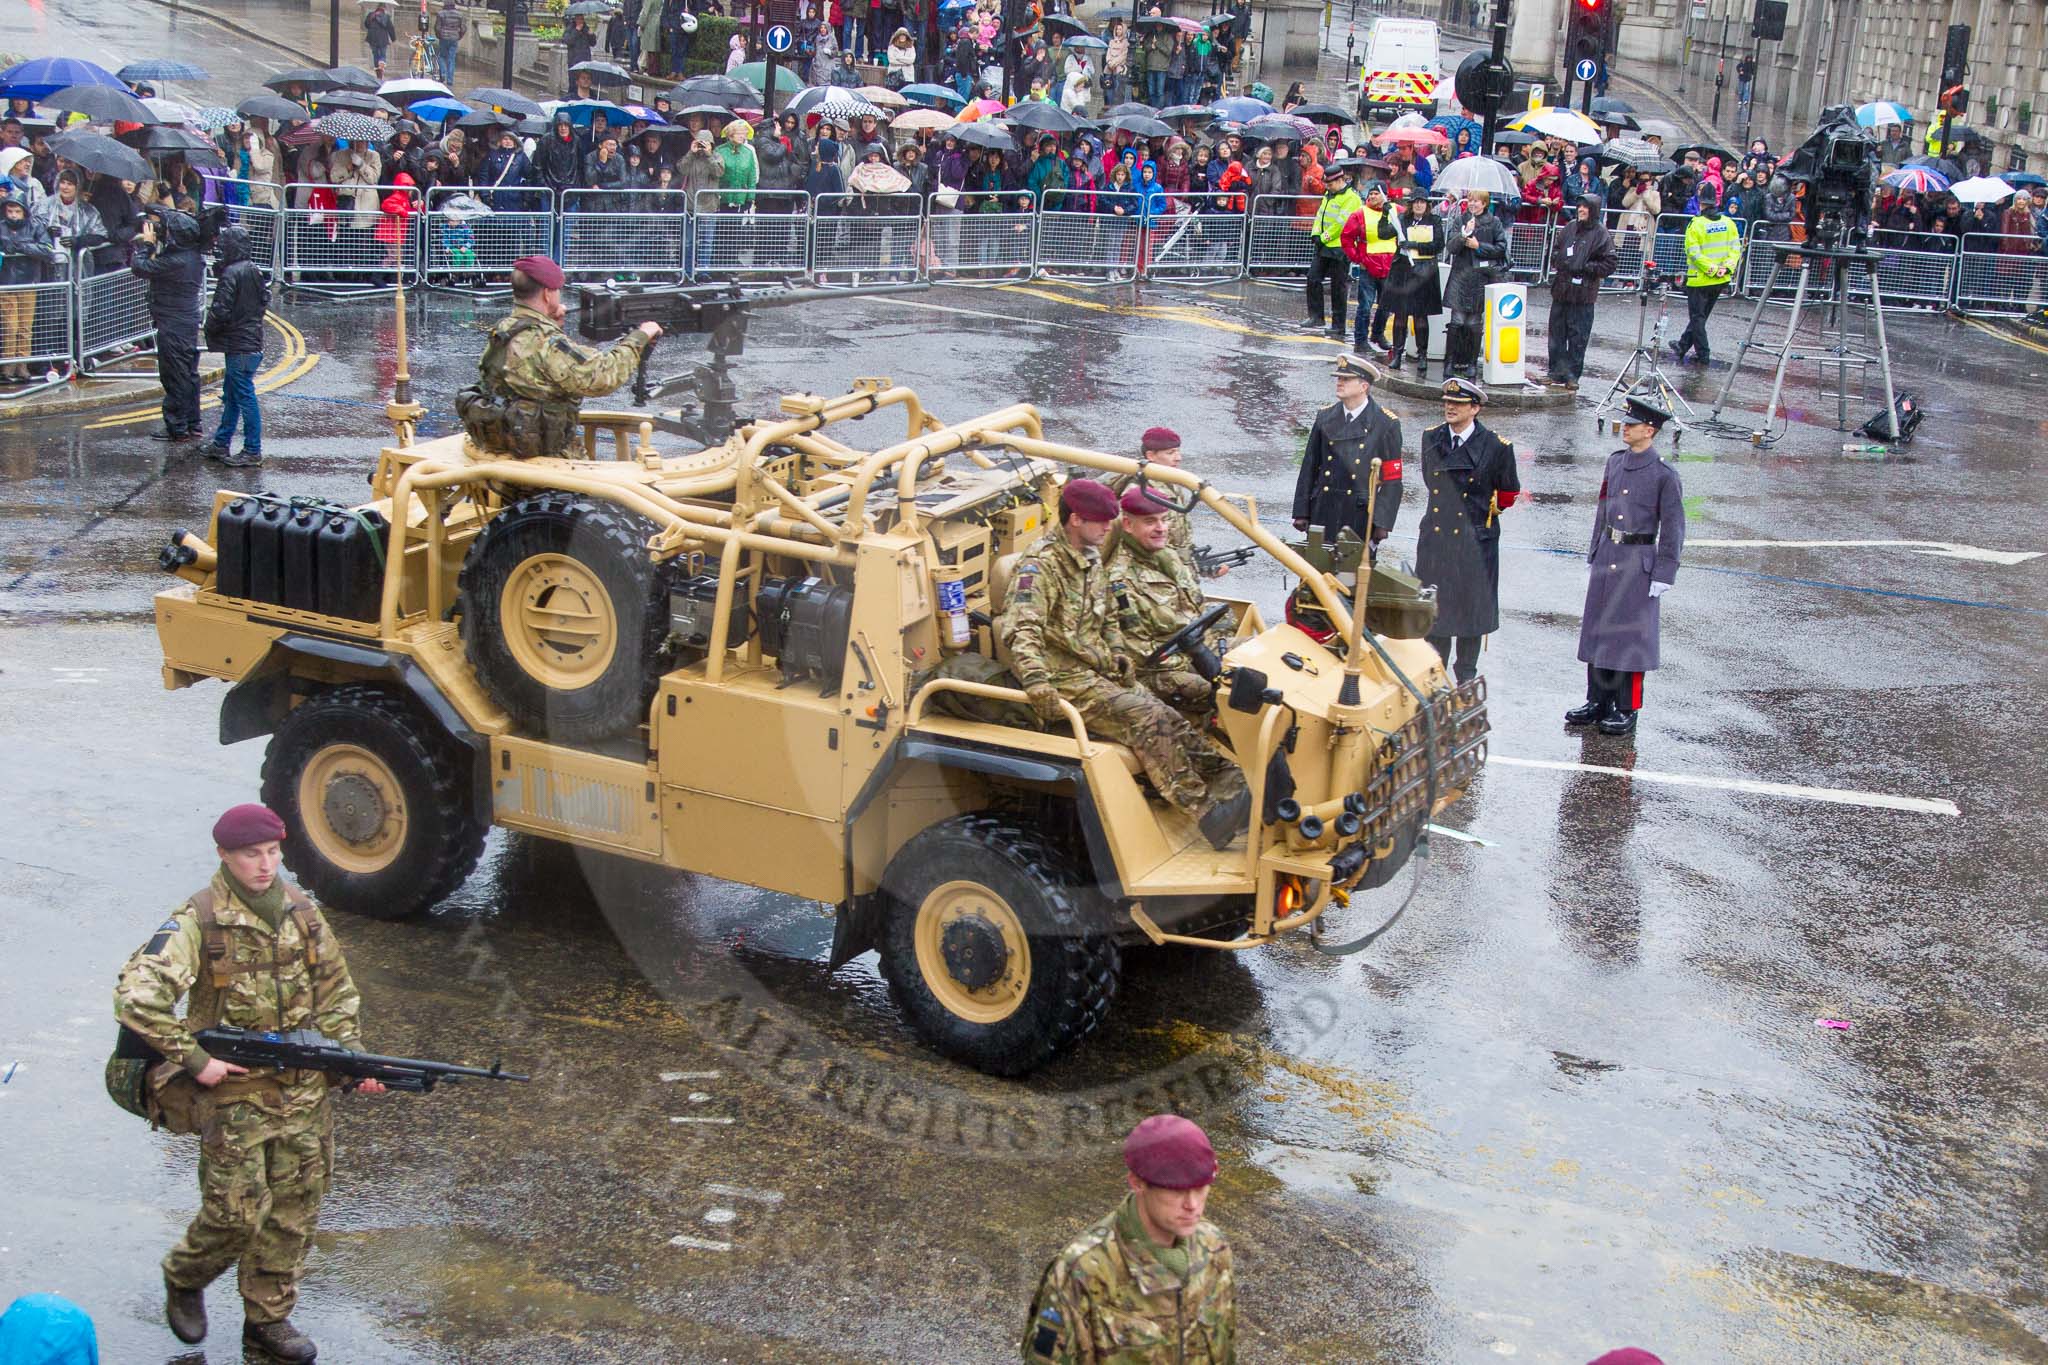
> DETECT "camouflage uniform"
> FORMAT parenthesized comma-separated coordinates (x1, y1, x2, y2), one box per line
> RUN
(999, 533, 1239, 821)
(1106, 536, 1214, 719)
(114, 869, 364, 1326)
(1022, 1194, 1236, 1364)
(455, 303, 650, 458)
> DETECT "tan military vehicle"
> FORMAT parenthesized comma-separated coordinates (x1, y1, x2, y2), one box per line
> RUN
(153, 374, 1487, 1074)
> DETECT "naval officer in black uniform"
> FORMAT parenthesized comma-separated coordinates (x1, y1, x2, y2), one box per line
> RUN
(1292, 353, 1404, 558)
(1414, 376, 1521, 684)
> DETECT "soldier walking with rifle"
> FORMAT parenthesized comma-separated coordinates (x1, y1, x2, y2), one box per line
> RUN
(114, 804, 383, 1363)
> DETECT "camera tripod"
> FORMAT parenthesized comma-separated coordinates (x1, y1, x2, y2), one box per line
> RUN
(1591, 265, 1695, 427)
(1703, 241, 1901, 445)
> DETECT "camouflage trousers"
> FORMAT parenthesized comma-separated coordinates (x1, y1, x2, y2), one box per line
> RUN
(163, 1094, 333, 1324)
(1140, 667, 1215, 726)
(1058, 676, 1241, 820)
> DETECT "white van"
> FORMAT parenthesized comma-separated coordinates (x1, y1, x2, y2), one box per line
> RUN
(1357, 17, 1442, 121)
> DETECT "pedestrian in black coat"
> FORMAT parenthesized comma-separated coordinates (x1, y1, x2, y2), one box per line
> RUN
(1413, 377, 1520, 683)
(1568, 391, 1686, 737)
(1441, 189, 1507, 380)
(533, 115, 584, 197)
(1545, 194, 1618, 386)
(1382, 191, 1443, 376)
(130, 207, 205, 442)
(202, 225, 269, 465)
(1292, 352, 1404, 557)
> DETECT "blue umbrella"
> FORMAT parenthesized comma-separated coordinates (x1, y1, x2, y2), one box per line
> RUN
(2006, 172, 2048, 189)
(0, 56, 125, 101)
(1209, 95, 1274, 122)
(410, 96, 473, 122)
(901, 82, 967, 108)
(1854, 100, 1913, 128)
(940, 0, 975, 10)
(557, 99, 635, 127)
(118, 60, 210, 83)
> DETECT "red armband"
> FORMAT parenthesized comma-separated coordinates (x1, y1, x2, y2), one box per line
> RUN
(1380, 458, 1402, 481)
(1495, 488, 1519, 509)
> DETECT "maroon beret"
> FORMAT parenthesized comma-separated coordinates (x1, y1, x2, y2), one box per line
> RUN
(1586, 1353, 1664, 1365)
(1059, 478, 1121, 522)
(212, 803, 287, 850)
(1123, 1114, 1217, 1189)
(511, 254, 565, 290)
(1140, 426, 1181, 451)
(1120, 484, 1173, 517)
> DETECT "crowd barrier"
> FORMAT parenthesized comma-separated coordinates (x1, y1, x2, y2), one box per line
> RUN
(7, 191, 2046, 374)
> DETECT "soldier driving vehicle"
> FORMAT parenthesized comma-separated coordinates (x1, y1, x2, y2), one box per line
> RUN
(148, 283, 1488, 1075)
(1107, 484, 1217, 723)
(1293, 353, 1404, 564)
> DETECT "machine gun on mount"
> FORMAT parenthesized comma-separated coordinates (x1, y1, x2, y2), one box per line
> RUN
(576, 279, 929, 446)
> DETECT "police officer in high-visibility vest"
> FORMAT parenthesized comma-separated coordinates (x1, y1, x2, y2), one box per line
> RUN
(1302, 163, 1363, 340)
(1670, 187, 1741, 367)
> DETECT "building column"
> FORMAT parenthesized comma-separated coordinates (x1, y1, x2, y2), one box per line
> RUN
(1509, 0, 1562, 82)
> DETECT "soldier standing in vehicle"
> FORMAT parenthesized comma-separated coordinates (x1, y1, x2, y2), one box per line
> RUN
(1001, 479, 1249, 850)
(1022, 1114, 1236, 1364)
(1567, 391, 1685, 737)
(115, 804, 384, 1364)
(1292, 353, 1403, 563)
(1107, 426, 1200, 573)
(455, 254, 661, 457)
(1414, 377, 1521, 685)
(1107, 483, 1214, 721)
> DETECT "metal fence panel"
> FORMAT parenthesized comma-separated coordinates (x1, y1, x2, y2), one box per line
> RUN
(1146, 199, 1245, 282)
(0, 279, 75, 374)
(926, 192, 1036, 284)
(1738, 238, 1837, 302)
(696, 189, 812, 281)
(1956, 233, 2048, 314)
(1033, 203, 1141, 283)
(424, 187, 556, 287)
(77, 269, 158, 370)
(1245, 194, 1315, 284)
(1649, 212, 1693, 283)
(280, 182, 420, 289)
(1506, 218, 1551, 280)
(1844, 231, 1960, 310)
(207, 177, 286, 272)
(812, 194, 924, 284)
(560, 189, 692, 280)
(1602, 212, 1652, 292)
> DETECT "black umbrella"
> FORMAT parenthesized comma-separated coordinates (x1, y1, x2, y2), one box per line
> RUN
(569, 60, 632, 86)
(466, 87, 544, 118)
(118, 59, 210, 83)
(121, 125, 220, 154)
(42, 84, 158, 124)
(45, 128, 152, 180)
(1289, 103, 1355, 126)
(237, 94, 312, 122)
(314, 111, 395, 142)
(1109, 114, 1173, 139)
(1039, 13, 1086, 36)
(1131, 14, 1175, 29)
(1904, 154, 1962, 180)
(563, 0, 619, 13)
(1102, 101, 1154, 119)
(670, 74, 756, 108)
(1673, 141, 1736, 165)
(671, 101, 739, 121)
(1001, 102, 1083, 133)
(1243, 114, 1305, 142)
(1156, 103, 1208, 120)
(1493, 129, 1540, 146)
(457, 109, 514, 129)
(1589, 96, 1634, 115)
(951, 122, 1015, 151)
(265, 67, 344, 93)
(1597, 111, 1641, 131)
(324, 65, 382, 92)
(515, 115, 550, 137)
(312, 89, 399, 114)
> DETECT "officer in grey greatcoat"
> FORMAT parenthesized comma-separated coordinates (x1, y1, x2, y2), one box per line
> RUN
(1291, 352, 1404, 560)
(1566, 390, 1686, 737)
(1414, 376, 1521, 684)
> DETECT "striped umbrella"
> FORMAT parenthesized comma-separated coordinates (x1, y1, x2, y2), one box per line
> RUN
(1855, 101, 1913, 128)
(1882, 166, 1949, 194)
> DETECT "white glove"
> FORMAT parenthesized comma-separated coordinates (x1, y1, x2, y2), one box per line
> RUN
(1648, 581, 1671, 599)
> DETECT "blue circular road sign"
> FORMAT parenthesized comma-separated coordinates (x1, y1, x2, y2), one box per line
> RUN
(1498, 294, 1525, 320)
(766, 23, 794, 53)
(1574, 57, 1599, 81)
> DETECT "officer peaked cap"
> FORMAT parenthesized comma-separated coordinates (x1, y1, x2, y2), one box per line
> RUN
(1439, 377, 1485, 405)
(1335, 352, 1381, 384)
(1623, 390, 1674, 428)
(1124, 1114, 1218, 1189)
(511, 254, 565, 290)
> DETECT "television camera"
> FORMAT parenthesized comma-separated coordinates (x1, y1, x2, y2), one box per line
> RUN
(1777, 104, 1880, 249)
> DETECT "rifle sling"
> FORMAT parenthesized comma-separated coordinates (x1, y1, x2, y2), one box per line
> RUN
(190, 884, 320, 991)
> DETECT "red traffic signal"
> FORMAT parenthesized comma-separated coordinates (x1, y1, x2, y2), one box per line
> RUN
(1577, 0, 1603, 10)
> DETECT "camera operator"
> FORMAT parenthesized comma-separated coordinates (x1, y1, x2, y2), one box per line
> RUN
(1544, 194, 1618, 388)
(1670, 187, 1739, 368)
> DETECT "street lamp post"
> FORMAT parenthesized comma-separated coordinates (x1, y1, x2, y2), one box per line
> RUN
(330, 0, 342, 67)
(1710, 0, 1732, 123)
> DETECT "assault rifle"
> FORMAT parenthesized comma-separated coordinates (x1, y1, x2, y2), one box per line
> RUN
(1192, 543, 1257, 576)
(194, 1026, 530, 1093)
(576, 279, 928, 444)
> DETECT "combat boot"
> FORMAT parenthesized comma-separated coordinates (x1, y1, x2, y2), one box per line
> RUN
(1563, 698, 1609, 727)
(1597, 708, 1638, 737)
(164, 1274, 206, 1344)
(244, 1318, 318, 1363)
(1198, 786, 1251, 851)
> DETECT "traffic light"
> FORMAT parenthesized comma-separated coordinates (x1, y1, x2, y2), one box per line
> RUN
(1565, 0, 1608, 74)
(1940, 24, 1970, 89)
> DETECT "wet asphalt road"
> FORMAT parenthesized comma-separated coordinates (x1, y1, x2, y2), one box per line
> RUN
(5, 3, 2048, 1364)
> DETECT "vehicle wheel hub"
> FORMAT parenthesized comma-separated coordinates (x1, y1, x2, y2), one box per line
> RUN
(322, 772, 388, 844)
(940, 913, 1009, 992)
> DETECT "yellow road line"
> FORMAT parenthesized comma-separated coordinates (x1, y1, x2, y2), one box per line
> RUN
(85, 312, 314, 429)
(1960, 314, 2048, 357)
(997, 282, 1344, 346)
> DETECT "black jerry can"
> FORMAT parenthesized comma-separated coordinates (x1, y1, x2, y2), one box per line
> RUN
(281, 505, 324, 612)
(316, 509, 389, 621)
(248, 499, 290, 606)
(213, 496, 259, 600)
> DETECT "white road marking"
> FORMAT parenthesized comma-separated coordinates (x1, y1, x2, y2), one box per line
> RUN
(704, 1183, 785, 1206)
(659, 1070, 721, 1082)
(703, 1208, 738, 1224)
(1688, 538, 2043, 567)
(667, 1234, 733, 1251)
(1426, 824, 1496, 847)
(669, 1115, 735, 1125)
(1490, 756, 1960, 816)
(688, 1091, 711, 1103)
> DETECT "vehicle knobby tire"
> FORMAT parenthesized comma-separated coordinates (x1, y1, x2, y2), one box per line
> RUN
(259, 683, 487, 919)
(878, 812, 1121, 1076)
(457, 491, 671, 743)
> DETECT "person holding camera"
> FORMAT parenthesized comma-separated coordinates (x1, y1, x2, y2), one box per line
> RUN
(128, 207, 206, 443)
(1545, 193, 1617, 387)
(1671, 187, 1740, 367)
